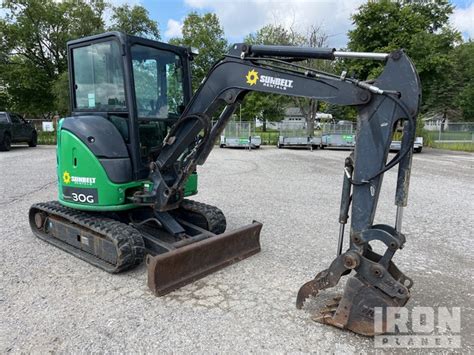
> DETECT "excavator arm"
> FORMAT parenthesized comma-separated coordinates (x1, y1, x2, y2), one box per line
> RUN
(136, 44, 420, 216)
(139, 44, 421, 335)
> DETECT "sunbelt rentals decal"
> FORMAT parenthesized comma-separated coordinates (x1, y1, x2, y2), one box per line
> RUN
(63, 171, 96, 186)
(245, 69, 294, 91)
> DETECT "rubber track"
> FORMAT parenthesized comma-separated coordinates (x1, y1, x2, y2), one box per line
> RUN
(180, 199, 227, 234)
(30, 201, 145, 273)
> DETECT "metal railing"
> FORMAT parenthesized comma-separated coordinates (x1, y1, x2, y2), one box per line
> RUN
(321, 122, 356, 135)
(223, 121, 257, 138)
(279, 122, 315, 138)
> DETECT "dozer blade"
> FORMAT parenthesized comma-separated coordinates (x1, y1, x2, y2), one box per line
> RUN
(147, 221, 262, 296)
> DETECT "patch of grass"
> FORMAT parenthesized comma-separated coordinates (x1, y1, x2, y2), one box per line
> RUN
(38, 131, 56, 145)
(256, 130, 325, 145)
(255, 127, 279, 133)
(255, 131, 280, 145)
(431, 142, 474, 152)
(426, 130, 473, 141)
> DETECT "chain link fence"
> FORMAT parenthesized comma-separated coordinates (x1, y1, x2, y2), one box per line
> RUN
(320, 121, 356, 135)
(425, 122, 474, 143)
(220, 120, 261, 148)
(321, 121, 356, 148)
(223, 121, 255, 138)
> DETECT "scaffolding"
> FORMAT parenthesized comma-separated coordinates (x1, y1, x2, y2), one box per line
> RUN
(277, 121, 322, 149)
(220, 121, 261, 149)
(320, 121, 356, 148)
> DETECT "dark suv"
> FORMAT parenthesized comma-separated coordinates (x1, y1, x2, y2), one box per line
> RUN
(0, 112, 38, 151)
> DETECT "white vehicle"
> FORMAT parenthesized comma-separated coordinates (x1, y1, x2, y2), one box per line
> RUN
(390, 136, 423, 153)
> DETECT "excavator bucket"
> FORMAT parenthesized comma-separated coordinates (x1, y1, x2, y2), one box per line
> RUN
(147, 222, 262, 296)
(296, 249, 413, 336)
(311, 275, 409, 336)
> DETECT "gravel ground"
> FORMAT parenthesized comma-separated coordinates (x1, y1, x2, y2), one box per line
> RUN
(0, 145, 472, 353)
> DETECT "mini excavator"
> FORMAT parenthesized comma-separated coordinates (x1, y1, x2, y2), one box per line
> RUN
(30, 32, 421, 336)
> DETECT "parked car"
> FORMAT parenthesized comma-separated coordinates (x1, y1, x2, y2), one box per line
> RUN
(0, 111, 38, 151)
(390, 136, 423, 153)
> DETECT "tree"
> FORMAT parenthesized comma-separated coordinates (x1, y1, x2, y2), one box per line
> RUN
(240, 91, 287, 131)
(242, 24, 343, 132)
(347, 0, 462, 118)
(452, 41, 474, 121)
(51, 71, 69, 116)
(291, 25, 335, 135)
(0, 0, 106, 116)
(169, 12, 227, 92)
(108, 4, 160, 39)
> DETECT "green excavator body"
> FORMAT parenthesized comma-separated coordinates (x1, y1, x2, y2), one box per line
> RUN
(56, 119, 198, 212)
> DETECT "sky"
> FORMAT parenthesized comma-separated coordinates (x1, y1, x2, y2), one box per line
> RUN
(124, 0, 473, 48)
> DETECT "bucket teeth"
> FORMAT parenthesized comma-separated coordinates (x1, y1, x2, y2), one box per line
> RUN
(324, 296, 342, 308)
(310, 275, 411, 336)
(311, 312, 334, 323)
(296, 279, 319, 309)
(319, 304, 339, 314)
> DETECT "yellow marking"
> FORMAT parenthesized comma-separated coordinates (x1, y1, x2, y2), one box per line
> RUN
(246, 69, 259, 86)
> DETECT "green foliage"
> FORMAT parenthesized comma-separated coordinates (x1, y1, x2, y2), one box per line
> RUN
(1, 0, 106, 75)
(346, 0, 464, 118)
(0, 1, 159, 117)
(455, 83, 474, 121)
(169, 12, 227, 92)
(240, 25, 296, 128)
(38, 130, 56, 145)
(431, 142, 474, 152)
(255, 130, 279, 145)
(240, 92, 286, 128)
(108, 4, 160, 39)
(0, 0, 106, 116)
(52, 71, 69, 116)
(246, 24, 302, 46)
(1, 55, 55, 115)
(324, 103, 357, 121)
(451, 42, 474, 121)
(0, 92, 9, 111)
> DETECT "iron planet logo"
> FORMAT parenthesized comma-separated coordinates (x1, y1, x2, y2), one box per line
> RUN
(245, 69, 294, 91)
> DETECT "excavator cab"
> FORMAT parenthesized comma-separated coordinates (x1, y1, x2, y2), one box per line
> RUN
(65, 32, 194, 196)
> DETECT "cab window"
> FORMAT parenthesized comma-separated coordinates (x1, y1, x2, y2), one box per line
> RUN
(72, 41, 126, 110)
(131, 45, 185, 120)
(131, 44, 186, 162)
